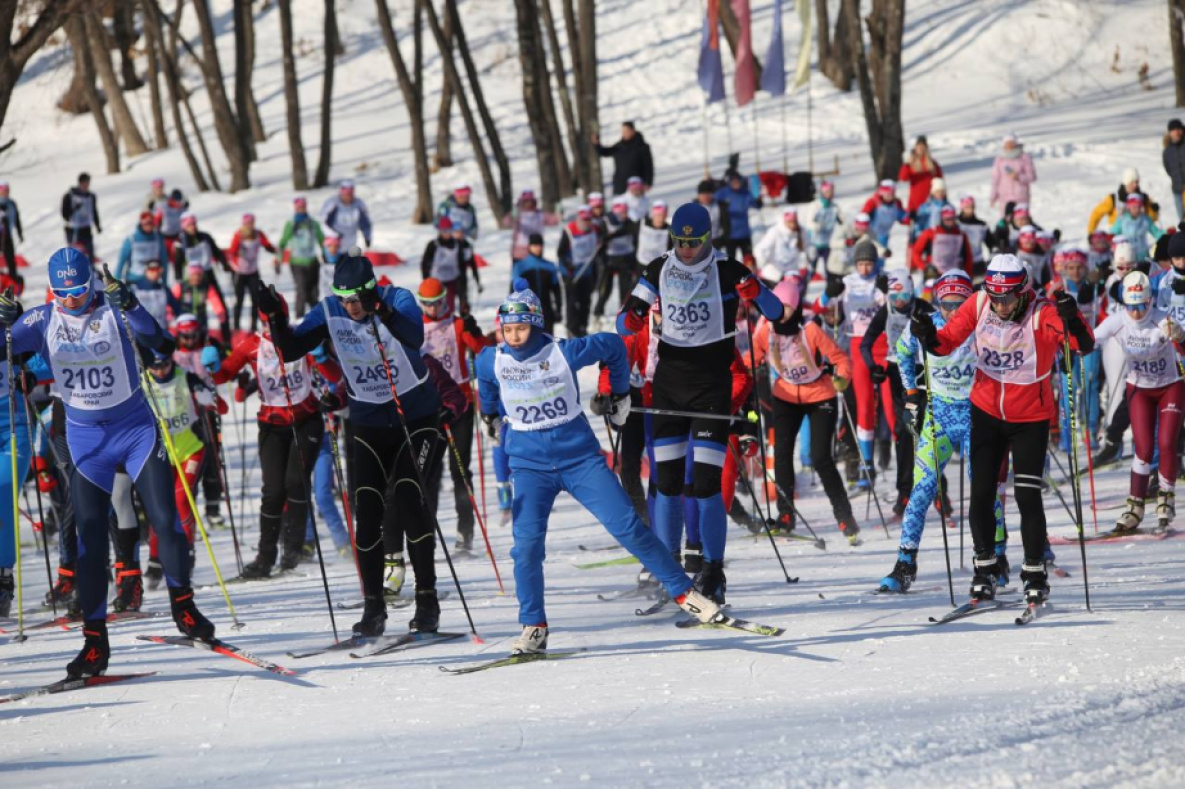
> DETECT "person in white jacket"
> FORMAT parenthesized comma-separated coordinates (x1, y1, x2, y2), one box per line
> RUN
(805, 180, 843, 271)
(754, 208, 809, 280)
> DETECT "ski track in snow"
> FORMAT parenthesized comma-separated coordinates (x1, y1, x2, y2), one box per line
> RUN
(1, 0, 1184, 785)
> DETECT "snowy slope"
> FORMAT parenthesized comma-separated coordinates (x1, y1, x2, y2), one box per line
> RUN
(4, 1, 1185, 787)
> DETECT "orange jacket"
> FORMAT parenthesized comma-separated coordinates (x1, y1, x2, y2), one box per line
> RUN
(751, 320, 851, 405)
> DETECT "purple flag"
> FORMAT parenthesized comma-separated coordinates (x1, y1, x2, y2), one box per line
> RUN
(697, 1, 725, 104)
(761, 0, 786, 96)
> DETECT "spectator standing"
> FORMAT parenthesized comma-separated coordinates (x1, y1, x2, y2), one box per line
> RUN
(592, 121, 654, 196)
(989, 133, 1037, 213)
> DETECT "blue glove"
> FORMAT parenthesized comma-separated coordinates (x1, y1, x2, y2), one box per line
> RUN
(200, 345, 221, 374)
(311, 342, 329, 364)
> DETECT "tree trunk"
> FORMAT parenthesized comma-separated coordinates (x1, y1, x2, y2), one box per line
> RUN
(313, 0, 337, 187)
(817, 0, 853, 91)
(83, 8, 150, 157)
(374, 0, 433, 222)
(1172, 0, 1185, 107)
(422, 0, 504, 221)
(514, 0, 560, 206)
(0, 0, 86, 138)
(541, 0, 581, 197)
(191, 0, 250, 191)
(719, 0, 763, 87)
(576, 0, 602, 191)
(141, 0, 168, 148)
(233, 0, 258, 161)
(243, 0, 266, 142)
(562, 0, 596, 194)
(534, 7, 571, 196)
(65, 15, 119, 174)
(148, 0, 209, 190)
(432, 5, 454, 170)
(278, 0, 309, 190)
(112, 0, 143, 89)
(845, 0, 904, 180)
(447, 0, 512, 218)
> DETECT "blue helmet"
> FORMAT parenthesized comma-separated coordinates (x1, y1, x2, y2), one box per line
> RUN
(48, 247, 92, 291)
(498, 278, 544, 329)
(670, 203, 711, 243)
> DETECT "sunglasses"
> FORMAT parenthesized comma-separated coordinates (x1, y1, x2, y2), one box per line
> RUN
(937, 300, 967, 311)
(337, 294, 363, 305)
(986, 290, 1019, 304)
(672, 232, 709, 249)
(52, 283, 90, 299)
(1125, 303, 1149, 312)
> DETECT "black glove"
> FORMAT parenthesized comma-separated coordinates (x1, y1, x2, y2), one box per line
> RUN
(462, 313, 481, 337)
(0, 288, 21, 327)
(910, 302, 938, 351)
(1076, 283, 1097, 304)
(481, 412, 500, 440)
(14, 368, 38, 394)
(359, 287, 389, 318)
(904, 389, 925, 435)
(589, 392, 611, 417)
(824, 278, 844, 299)
(870, 364, 888, 384)
(236, 370, 252, 389)
(317, 389, 342, 413)
(102, 270, 138, 311)
(254, 283, 286, 327)
(874, 274, 889, 294)
(1172, 277, 1185, 296)
(437, 406, 455, 429)
(1053, 290, 1079, 323)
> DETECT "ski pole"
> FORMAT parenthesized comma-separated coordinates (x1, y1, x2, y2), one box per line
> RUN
(921, 348, 956, 608)
(468, 350, 489, 530)
(20, 387, 55, 618)
(322, 403, 362, 594)
(726, 441, 803, 578)
(443, 423, 504, 594)
(237, 392, 250, 541)
(199, 407, 244, 575)
(1078, 359, 1100, 534)
(958, 451, 965, 570)
(367, 314, 483, 643)
(633, 406, 755, 423)
(759, 466, 826, 549)
(1062, 338, 1092, 612)
(839, 393, 890, 537)
(741, 306, 778, 534)
(5, 321, 24, 641)
(268, 327, 339, 644)
(102, 265, 243, 629)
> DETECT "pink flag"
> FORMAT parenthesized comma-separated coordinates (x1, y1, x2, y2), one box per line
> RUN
(732, 0, 756, 107)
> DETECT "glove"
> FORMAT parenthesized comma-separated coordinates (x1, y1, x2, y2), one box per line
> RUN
(33, 456, 57, 493)
(589, 392, 611, 416)
(824, 278, 844, 299)
(607, 392, 632, 427)
(311, 342, 330, 364)
(870, 364, 888, 384)
(874, 274, 889, 293)
(736, 276, 761, 301)
(200, 345, 221, 374)
(236, 369, 252, 390)
(623, 306, 647, 333)
(738, 434, 759, 458)
(910, 302, 938, 351)
(1053, 290, 1079, 323)
(481, 412, 500, 440)
(103, 270, 137, 311)
(14, 368, 38, 394)
(1096, 260, 1113, 281)
(359, 287, 391, 318)
(437, 405, 456, 429)
(832, 375, 850, 393)
(1172, 277, 1185, 296)
(317, 389, 342, 413)
(463, 313, 481, 337)
(0, 287, 21, 327)
(254, 283, 285, 327)
(904, 389, 924, 433)
(1160, 317, 1185, 343)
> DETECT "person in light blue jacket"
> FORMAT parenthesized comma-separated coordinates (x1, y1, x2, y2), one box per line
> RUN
(911, 178, 953, 242)
(714, 171, 763, 260)
(1109, 193, 1164, 262)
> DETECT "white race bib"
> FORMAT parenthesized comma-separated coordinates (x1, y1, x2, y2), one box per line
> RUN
(974, 295, 1046, 385)
(657, 252, 730, 348)
(773, 333, 822, 384)
(495, 342, 579, 431)
(47, 306, 135, 412)
(324, 298, 427, 403)
(636, 222, 669, 264)
(258, 336, 312, 407)
(431, 244, 461, 282)
(422, 318, 466, 384)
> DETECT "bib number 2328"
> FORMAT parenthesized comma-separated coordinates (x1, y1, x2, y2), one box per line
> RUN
(981, 348, 1024, 371)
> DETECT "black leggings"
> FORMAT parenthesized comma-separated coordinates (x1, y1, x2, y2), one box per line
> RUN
(593, 257, 636, 318)
(888, 366, 914, 501)
(233, 271, 261, 332)
(651, 366, 731, 498)
(257, 417, 322, 562)
(426, 406, 475, 540)
(291, 264, 320, 318)
(969, 406, 1049, 565)
(772, 396, 852, 524)
(617, 399, 648, 524)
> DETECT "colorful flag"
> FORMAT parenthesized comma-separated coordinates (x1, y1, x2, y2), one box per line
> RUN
(760, 0, 785, 96)
(697, 0, 725, 104)
(792, 0, 813, 91)
(732, 0, 756, 107)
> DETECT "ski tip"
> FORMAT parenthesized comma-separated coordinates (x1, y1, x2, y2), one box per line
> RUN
(469, 633, 486, 645)
(12, 634, 28, 643)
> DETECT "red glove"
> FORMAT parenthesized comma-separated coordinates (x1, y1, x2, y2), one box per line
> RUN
(234, 386, 248, 403)
(736, 276, 761, 301)
(623, 307, 647, 333)
(215, 394, 229, 416)
(33, 456, 57, 493)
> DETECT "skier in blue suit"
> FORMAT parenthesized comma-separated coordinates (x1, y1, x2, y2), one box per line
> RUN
(475, 279, 725, 655)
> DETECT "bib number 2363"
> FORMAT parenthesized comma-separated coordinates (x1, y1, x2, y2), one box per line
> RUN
(666, 302, 711, 326)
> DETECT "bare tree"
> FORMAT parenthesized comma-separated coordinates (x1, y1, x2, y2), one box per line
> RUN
(541, 0, 582, 195)
(146, 0, 210, 190)
(83, 7, 150, 157)
(514, 0, 561, 205)
(1172, 0, 1185, 107)
(191, 0, 251, 191)
(432, 6, 454, 170)
(0, 0, 86, 136)
(64, 16, 119, 173)
(141, 0, 168, 148)
(313, 0, 337, 187)
(844, 0, 906, 180)
(816, 0, 853, 91)
(111, 0, 143, 89)
(572, 0, 602, 191)
(375, 0, 433, 222)
(232, 0, 258, 160)
(238, 0, 266, 142)
(278, 0, 309, 189)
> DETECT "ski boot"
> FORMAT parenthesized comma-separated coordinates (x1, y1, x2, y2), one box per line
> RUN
(511, 625, 548, 655)
(1155, 490, 1175, 534)
(453, 535, 474, 555)
(675, 589, 723, 623)
(877, 548, 917, 593)
(1114, 496, 1145, 535)
(891, 495, 908, 521)
(637, 568, 661, 595)
(844, 456, 861, 488)
(353, 595, 387, 637)
(111, 562, 143, 613)
(1093, 439, 1120, 468)
(769, 513, 795, 536)
(169, 586, 215, 641)
(839, 516, 862, 546)
(299, 543, 315, 562)
(694, 560, 726, 605)
(239, 553, 276, 579)
(729, 498, 762, 534)
(65, 620, 110, 679)
(408, 589, 440, 633)
(876, 439, 891, 471)
(46, 563, 76, 607)
(384, 552, 406, 601)
(1020, 561, 1050, 605)
(205, 508, 227, 530)
(993, 550, 1011, 589)
(1144, 476, 1160, 503)
(969, 554, 999, 602)
(145, 558, 164, 591)
(0, 568, 13, 618)
(278, 550, 302, 573)
(683, 542, 703, 574)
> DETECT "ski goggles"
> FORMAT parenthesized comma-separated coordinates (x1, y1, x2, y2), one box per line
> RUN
(51, 282, 90, 299)
(332, 280, 376, 304)
(936, 299, 967, 312)
(671, 231, 709, 249)
(497, 301, 544, 327)
(985, 290, 1020, 305)
(1124, 302, 1151, 312)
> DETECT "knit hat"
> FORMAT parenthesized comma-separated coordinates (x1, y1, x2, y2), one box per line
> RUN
(772, 278, 799, 312)
(934, 270, 973, 301)
(332, 253, 377, 295)
(853, 239, 878, 263)
(886, 268, 913, 301)
(1113, 241, 1135, 266)
(528, 232, 544, 246)
(417, 277, 446, 303)
(1121, 271, 1151, 306)
(1123, 167, 1140, 185)
(1170, 119, 1185, 132)
(1168, 231, 1185, 259)
(930, 177, 946, 195)
(940, 205, 957, 219)
(984, 254, 1028, 295)
(499, 278, 544, 329)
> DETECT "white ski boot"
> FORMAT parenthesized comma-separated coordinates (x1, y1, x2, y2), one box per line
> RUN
(1155, 490, 1175, 534)
(676, 589, 723, 624)
(511, 625, 549, 655)
(383, 552, 406, 601)
(1114, 496, 1145, 535)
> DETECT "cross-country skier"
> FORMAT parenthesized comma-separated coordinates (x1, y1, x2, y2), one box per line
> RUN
(319, 180, 373, 251)
(593, 197, 638, 326)
(956, 196, 994, 278)
(0, 182, 24, 278)
(60, 173, 100, 260)
(0, 249, 214, 676)
(510, 234, 563, 334)
(1092, 270, 1184, 535)
(616, 202, 786, 603)
(277, 198, 325, 317)
(476, 281, 728, 654)
(508, 189, 549, 262)
(0, 358, 38, 616)
(558, 206, 602, 338)
(910, 254, 1095, 604)
(420, 217, 480, 315)
(438, 183, 478, 241)
(227, 213, 276, 332)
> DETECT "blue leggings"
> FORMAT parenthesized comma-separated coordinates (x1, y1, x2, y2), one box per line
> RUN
(1058, 350, 1101, 451)
(511, 453, 692, 625)
(493, 429, 510, 484)
(69, 408, 191, 620)
(0, 422, 31, 570)
(644, 417, 716, 554)
(306, 433, 349, 548)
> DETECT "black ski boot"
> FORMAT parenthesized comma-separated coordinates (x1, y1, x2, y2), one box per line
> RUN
(240, 553, 276, 579)
(353, 596, 387, 637)
(683, 542, 703, 574)
(970, 554, 999, 602)
(66, 620, 110, 679)
(46, 563, 76, 607)
(695, 560, 727, 605)
(994, 551, 1011, 589)
(111, 562, 143, 613)
(169, 586, 215, 641)
(0, 568, 13, 618)
(728, 498, 762, 534)
(1021, 561, 1050, 604)
(877, 548, 917, 593)
(145, 558, 164, 591)
(408, 589, 440, 633)
(278, 551, 302, 573)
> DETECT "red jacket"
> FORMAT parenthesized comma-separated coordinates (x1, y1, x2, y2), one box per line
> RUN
(910, 225, 973, 276)
(213, 332, 342, 426)
(898, 160, 943, 214)
(933, 291, 1093, 422)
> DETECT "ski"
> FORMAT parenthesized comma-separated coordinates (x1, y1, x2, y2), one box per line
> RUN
(336, 591, 450, 611)
(928, 599, 1019, 625)
(1015, 601, 1053, 626)
(0, 672, 157, 704)
(597, 585, 658, 602)
(578, 543, 621, 552)
(67, 610, 166, 629)
(439, 649, 586, 675)
(576, 556, 640, 570)
(225, 569, 307, 585)
(675, 614, 785, 637)
(872, 584, 943, 596)
(287, 634, 380, 659)
(1049, 563, 1071, 578)
(635, 595, 671, 616)
(349, 631, 466, 659)
(136, 635, 296, 676)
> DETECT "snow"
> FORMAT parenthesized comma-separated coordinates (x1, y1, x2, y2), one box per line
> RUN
(4, 0, 1185, 786)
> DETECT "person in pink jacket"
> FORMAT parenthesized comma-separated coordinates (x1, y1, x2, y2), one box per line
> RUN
(990, 133, 1038, 213)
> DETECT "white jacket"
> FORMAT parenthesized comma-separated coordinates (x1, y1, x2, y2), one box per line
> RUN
(754, 222, 808, 276)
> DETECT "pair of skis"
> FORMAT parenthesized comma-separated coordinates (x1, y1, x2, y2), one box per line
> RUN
(287, 631, 466, 660)
(928, 598, 1052, 626)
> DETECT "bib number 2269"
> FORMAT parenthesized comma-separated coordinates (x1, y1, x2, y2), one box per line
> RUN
(515, 397, 568, 425)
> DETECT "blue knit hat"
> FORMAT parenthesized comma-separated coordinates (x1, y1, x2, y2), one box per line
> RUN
(332, 252, 376, 296)
(670, 202, 711, 241)
(498, 277, 544, 328)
